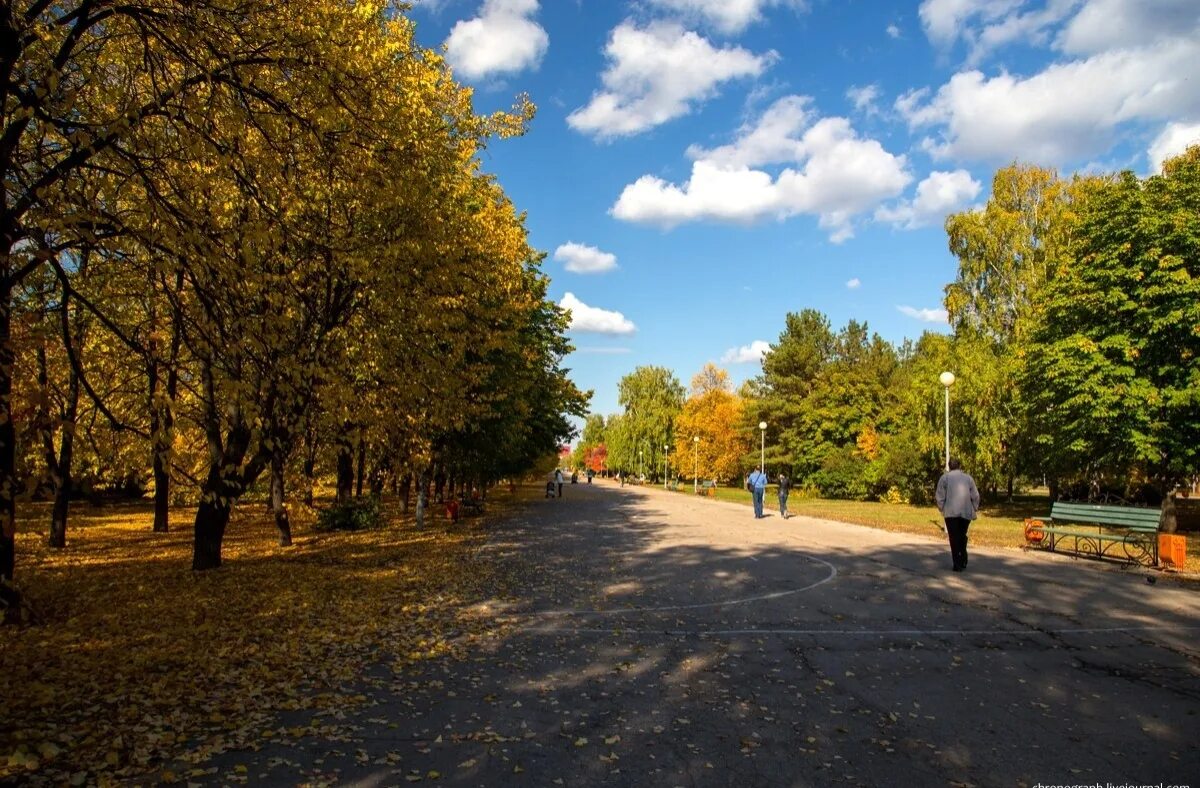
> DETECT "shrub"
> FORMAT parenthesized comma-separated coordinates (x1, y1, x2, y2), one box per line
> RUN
(316, 497, 382, 532)
(878, 486, 909, 505)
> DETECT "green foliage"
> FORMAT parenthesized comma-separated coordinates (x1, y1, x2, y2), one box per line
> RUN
(315, 497, 382, 532)
(1025, 146, 1200, 492)
(609, 367, 684, 478)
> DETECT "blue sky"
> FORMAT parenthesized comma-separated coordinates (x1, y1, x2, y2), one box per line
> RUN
(410, 0, 1200, 419)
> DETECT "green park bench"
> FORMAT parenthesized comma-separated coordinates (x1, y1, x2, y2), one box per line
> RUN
(666, 479, 679, 491)
(697, 480, 717, 497)
(1025, 501, 1160, 565)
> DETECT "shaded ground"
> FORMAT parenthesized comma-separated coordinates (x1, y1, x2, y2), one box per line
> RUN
(202, 480, 1199, 787)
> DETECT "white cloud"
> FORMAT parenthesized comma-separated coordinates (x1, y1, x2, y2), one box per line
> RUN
(720, 340, 771, 364)
(644, 0, 807, 34)
(887, 23, 902, 38)
(567, 22, 775, 139)
(846, 84, 881, 115)
(897, 33, 1200, 164)
(560, 293, 636, 335)
(1148, 121, 1200, 171)
(919, 0, 1022, 48)
(574, 346, 633, 355)
(875, 169, 981, 229)
(554, 242, 618, 274)
(1057, 0, 1200, 55)
(898, 305, 950, 323)
(444, 0, 548, 81)
(613, 97, 911, 241)
(846, 277, 861, 289)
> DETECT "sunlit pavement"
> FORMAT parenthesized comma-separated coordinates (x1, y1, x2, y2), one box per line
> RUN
(213, 480, 1200, 787)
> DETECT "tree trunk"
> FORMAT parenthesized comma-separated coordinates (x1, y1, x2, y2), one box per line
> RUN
(47, 410, 76, 549)
(271, 450, 292, 546)
(1, 273, 16, 583)
(355, 440, 366, 498)
(399, 475, 412, 514)
(415, 467, 429, 529)
(192, 492, 233, 570)
(303, 428, 316, 507)
(152, 450, 171, 532)
(335, 427, 354, 503)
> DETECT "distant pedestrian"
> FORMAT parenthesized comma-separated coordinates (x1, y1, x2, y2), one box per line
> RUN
(747, 467, 768, 518)
(777, 472, 790, 519)
(936, 458, 980, 572)
(555, 468, 564, 499)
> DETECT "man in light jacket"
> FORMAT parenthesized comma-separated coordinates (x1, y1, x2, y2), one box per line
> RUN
(935, 458, 980, 572)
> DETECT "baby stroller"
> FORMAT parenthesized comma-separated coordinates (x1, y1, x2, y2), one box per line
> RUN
(545, 481, 557, 498)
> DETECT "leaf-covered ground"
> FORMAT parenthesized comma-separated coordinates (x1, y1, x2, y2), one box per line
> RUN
(1, 494, 521, 785)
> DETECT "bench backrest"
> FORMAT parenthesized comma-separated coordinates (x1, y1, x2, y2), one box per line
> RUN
(701, 480, 716, 488)
(1050, 501, 1161, 531)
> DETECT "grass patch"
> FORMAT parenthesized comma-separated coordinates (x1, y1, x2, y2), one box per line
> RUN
(1, 491, 519, 785)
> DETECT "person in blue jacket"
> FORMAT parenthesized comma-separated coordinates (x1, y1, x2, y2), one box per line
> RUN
(747, 467, 768, 518)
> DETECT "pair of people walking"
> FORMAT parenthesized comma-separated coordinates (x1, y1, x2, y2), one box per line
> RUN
(746, 469, 790, 519)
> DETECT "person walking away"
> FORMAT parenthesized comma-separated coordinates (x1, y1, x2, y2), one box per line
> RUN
(555, 468, 564, 499)
(748, 467, 768, 519)
(936, 458, 980, 572)
(777, 472, 791, 519)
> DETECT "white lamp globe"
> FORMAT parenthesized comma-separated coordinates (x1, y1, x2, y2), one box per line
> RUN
(939, 371, 956, 387)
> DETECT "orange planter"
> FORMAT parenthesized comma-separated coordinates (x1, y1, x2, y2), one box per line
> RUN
(1158, 534, 1187, 568)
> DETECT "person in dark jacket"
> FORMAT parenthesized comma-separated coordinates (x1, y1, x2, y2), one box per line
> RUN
(777, 472, 791, 519)
(935, 458, 981, 572)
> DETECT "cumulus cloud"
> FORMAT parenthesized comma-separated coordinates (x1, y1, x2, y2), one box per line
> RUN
(904, 0, 1200, 165)
(1148, 121, 1200, 171)
(554, 242, 618, 274)
(896, 34, 1200, 164)
(1057, 0, 1200, 55)
(644, 0, 807, 34)
(612, 96, 911, 241)
(898, 305, 950, 323)
(444, 0, 548, 81)
(567, 22, 775, 139)
(875, 169, 981, 229)
(919, 0, 1080, 64)
(720, 340, 771, 364)
(846, 277, 861, 289)
(846, 84, 881, 115)
(559, 293, 636, 335)
(887, 23, 902, 38)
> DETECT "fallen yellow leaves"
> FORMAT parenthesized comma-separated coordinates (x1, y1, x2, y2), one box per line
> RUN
(1, 497, 506, 784)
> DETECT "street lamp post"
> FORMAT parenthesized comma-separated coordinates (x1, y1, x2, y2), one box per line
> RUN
(758, 421, 767, 472)
(939, 371, 956, 471)
(692, 436, 700, 494)
(663, 444, 669, 490)
(639, 449, 643, 481)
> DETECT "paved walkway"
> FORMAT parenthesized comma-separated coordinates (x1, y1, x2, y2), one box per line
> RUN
(217, 481, 1200, 787)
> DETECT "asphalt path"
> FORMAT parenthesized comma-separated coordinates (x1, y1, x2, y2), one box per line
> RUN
(214, 480, 1200, 787)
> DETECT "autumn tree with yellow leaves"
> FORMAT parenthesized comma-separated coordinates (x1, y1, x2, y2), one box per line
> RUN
(1, 2, 584, 588)
(674, 364, 749, 484)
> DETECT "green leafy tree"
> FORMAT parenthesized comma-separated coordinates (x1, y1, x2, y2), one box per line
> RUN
(1024, 147, 1200, 521)
(611, 367, 684, 480)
